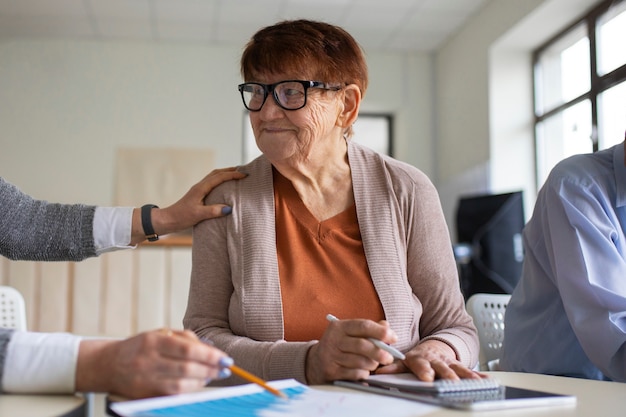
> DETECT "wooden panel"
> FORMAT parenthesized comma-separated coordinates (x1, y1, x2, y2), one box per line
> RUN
(136, 248, 167, 333)
(168, 248, 192, 329)
(72, 257, 104, 336)
(102, 251, 134, 337)
(2, 245, 193, 337)
(38, 262, 70, 332)
(0, 257, 7, 285)
(115, 148, 214, 209)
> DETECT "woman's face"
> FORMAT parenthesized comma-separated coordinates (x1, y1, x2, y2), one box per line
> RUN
(248, 73, 344, 166)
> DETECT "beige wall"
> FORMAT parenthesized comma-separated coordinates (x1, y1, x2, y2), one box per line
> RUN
(0, 247, 192, 336)
(436, 0, 601, 231)
(0, 40, 433, 206)
(435, 0, 543, 229)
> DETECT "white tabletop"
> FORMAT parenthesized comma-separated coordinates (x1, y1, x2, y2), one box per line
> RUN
(331, 371, 625, 417)
(0, 393, 86, 417)
(477, 371, 626, 417)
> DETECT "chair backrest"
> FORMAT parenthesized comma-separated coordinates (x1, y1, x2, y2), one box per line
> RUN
(0, 286, 28, 331)
(465, 292, 510, 371)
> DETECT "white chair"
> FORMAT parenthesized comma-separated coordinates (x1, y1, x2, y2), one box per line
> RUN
(465, 293, 511, 371)
(0, 285, 27, 330)
(0, 286, 98, 415)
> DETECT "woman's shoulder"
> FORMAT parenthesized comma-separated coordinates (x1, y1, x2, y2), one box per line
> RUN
(203, 156, 272, 204)
(348, 141, 433, 188)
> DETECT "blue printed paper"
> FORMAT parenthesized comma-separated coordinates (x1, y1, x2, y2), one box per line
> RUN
(111, 379, 435, 417)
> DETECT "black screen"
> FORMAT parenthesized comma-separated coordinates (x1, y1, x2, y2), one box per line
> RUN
(455, 191, 525, 299)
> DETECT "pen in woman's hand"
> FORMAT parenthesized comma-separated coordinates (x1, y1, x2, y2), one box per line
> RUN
(326, 314, 406, 360)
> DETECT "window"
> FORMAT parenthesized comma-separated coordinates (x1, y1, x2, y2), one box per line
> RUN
(242, 113, 392, 163)
(533, 0, 626, 187)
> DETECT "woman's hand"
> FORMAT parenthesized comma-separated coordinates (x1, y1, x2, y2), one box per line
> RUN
(305, 318, 398, 385)
(375, 339, 483, 381)
(130, 167, 247, 245)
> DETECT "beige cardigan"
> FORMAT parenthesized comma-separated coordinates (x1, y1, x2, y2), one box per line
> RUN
(184, 140, 478, 384)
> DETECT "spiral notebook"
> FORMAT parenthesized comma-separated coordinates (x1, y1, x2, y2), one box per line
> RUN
(363, 373, 501, 393)
(335, 373, 576, 411)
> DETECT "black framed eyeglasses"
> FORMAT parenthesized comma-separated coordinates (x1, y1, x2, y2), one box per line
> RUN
(237, 80, 341, 112)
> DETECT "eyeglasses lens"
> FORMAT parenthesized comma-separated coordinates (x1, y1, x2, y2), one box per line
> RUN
(241, 84, 266, 111)
(241, 81, 307, 111)
(274, 82, 306, 110)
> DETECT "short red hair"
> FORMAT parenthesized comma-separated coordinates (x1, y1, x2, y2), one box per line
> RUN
(240, 19, 368, 98)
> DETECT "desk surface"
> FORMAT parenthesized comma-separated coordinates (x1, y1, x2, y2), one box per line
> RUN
(480, 371, 626, 416)
(106, 371, 626, 417)
(0, 393, 86, 417)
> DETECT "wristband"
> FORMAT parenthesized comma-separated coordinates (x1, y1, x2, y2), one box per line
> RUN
(141, 204, 159, 242)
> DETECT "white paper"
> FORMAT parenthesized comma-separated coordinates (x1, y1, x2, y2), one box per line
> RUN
(111, 379, 437, 417)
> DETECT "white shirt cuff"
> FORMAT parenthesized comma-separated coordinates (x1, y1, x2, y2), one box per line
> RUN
(3, 332, 82, 393)
(93, 207, 135, 255)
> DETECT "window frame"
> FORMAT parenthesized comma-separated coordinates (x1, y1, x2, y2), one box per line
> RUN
(532, 0, 626, 185)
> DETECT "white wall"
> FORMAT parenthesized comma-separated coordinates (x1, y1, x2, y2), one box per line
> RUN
(435, 0, 543, 236)
(436, 0, 601, 238)
(0, 41, 242, 205)
(0, 40, 432, 207)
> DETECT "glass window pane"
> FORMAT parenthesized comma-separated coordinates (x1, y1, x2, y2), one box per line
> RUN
(597, 1, 626, 76)
(598, 80, 626, 149)
(352, 116, 391, 155)
(536, 100, 593, 186)
(242, 111, 259, 163)
(535, 24, 589, 115)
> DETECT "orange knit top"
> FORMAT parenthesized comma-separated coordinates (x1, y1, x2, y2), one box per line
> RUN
(273, 169, 385, 341)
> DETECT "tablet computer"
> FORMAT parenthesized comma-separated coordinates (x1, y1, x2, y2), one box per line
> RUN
(334, 379, 577, 411)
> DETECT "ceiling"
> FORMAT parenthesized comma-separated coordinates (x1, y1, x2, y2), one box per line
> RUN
(0, 0, 489, 52)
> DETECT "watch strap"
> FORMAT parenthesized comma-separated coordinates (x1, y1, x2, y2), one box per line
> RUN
(141, 204, 159, 242)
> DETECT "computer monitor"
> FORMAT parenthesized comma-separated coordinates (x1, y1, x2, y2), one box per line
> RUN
(454, 191, 525, 300)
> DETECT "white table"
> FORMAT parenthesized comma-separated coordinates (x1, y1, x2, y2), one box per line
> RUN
(0, 393, 86, 417)
(316, 372, 626, 416)
(476, 371, 626, 416)
(342, 371, 625, 416)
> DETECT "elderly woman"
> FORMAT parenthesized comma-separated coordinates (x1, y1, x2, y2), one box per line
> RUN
(184, 19, 479, 385)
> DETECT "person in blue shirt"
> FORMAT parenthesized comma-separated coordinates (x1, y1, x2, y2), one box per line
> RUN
(501, 137, 626, 382)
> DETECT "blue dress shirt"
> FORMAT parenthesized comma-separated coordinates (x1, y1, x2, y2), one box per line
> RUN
(500, 142, 626, 382)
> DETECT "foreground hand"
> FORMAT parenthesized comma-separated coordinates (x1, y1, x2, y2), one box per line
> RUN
(306, 318, 398, 385)
(76, 329, 232, 399)
(375, 339, 483, 381)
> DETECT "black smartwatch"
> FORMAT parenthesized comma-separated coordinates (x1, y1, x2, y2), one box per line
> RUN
(141, 204, 159, 242)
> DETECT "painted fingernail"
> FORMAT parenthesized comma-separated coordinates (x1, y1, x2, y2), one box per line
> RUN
(221, 206, 232, 215)
(200, 337, 214, 346)
(218, 367, 232, 379)
(219, 356, 234, 368)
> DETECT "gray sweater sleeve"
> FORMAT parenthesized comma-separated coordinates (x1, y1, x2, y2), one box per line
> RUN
(0, 328, 15, 392)
(0, 177, 97, 261)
